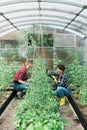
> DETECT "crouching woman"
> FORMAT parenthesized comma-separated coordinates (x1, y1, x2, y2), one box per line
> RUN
(50, 64, 71, 106)
(13, 61, 32, 98)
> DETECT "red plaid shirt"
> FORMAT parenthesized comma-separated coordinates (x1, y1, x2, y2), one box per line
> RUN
(14, 67, 28, 81)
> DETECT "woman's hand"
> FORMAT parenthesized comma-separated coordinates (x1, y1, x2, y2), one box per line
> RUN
(18, 80, 26, 84)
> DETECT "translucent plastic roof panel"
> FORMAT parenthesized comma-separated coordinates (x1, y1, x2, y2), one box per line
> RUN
(0, 0, 87, 38)
(5, 11, 39, 18)
(41, 2, 81, 13)
(41, 10, 75, 19)
(0, 2, 38, 13)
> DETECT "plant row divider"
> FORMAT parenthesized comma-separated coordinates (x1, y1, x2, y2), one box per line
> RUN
(68, 95, 87, 130)
(0, 90, 17, 116)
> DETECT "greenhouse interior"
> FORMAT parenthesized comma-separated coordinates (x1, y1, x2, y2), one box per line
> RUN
(0, 0, 87, 130)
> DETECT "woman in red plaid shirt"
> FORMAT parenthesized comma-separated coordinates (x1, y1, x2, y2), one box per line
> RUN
(13, 61, 32, 98)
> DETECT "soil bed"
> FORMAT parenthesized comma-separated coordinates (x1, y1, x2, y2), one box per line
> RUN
(72, 92, 87, 122)
(0, 97, 21, 130)
(0, 92, 84, 130)
(0, 91, 12, 108)
(60, 101, 84, 130)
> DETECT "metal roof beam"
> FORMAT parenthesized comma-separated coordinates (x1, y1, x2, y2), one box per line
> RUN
(63, 7, 85, 31)
(0, 13, 19, 30)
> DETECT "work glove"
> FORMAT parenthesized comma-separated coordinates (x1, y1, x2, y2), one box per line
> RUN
(51, 75, 57, 83)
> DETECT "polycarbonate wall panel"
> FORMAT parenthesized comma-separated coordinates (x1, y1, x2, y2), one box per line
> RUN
(54, 33, 76, 47)
(55, 47, 85, 67)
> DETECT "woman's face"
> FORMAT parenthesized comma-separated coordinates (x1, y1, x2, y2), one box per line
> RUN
(57, 67, 63, 75)
(25, 62, 32, 69)
(26, 63, 32, 69)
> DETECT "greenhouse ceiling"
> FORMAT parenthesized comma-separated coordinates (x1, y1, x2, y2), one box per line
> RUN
(0, 0, 87, 38)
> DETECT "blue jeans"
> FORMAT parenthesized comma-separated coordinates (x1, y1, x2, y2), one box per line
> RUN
(55, 86, 71, 98)
(13, 83, 29, 94)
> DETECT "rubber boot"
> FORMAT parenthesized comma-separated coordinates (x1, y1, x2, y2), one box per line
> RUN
(60, 97, 65, 106)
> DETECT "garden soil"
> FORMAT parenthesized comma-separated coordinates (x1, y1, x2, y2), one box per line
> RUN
(0, 94, 84, 130)
(72, 92, 87, 121)
(60, 101, 84, 130)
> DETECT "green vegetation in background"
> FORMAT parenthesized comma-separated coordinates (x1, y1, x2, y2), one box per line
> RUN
(0, 59, 20, 93)
(28, 33, 53, 47)
(15, 58, 68, 130)
(67, 61, 87, 106)
(17, 30, 53, 47)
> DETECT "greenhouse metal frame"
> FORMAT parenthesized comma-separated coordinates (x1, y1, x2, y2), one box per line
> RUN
(0, 0, 87, 38)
